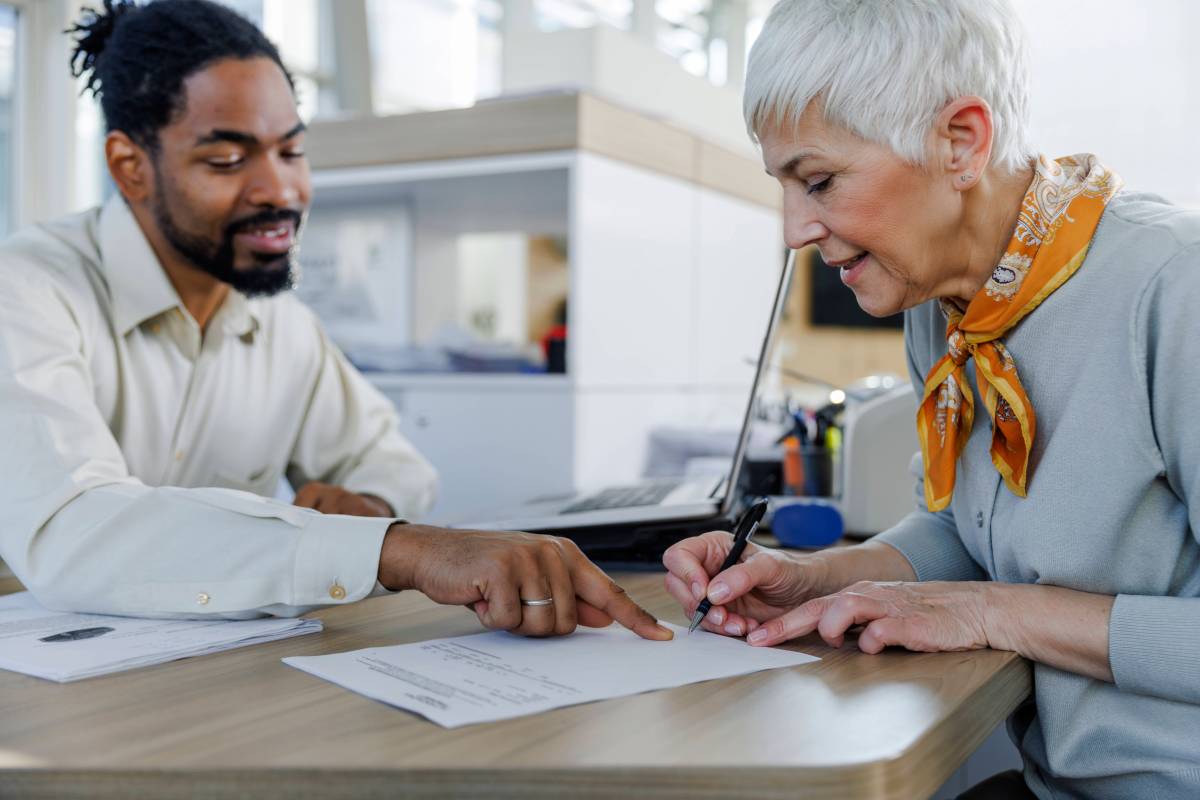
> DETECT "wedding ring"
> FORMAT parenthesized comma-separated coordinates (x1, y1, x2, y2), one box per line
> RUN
(520, 597, 555, 607)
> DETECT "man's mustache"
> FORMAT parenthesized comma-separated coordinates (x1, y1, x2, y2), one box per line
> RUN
(226, 209, 304, 238)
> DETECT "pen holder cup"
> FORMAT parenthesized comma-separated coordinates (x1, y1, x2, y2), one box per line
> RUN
(800, 446, 833, 497)
(770, 498, 843, 549)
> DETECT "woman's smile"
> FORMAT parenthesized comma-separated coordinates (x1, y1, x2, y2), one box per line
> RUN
(824, 251, 870, 286)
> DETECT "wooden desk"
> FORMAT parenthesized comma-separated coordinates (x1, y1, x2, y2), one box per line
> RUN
(0, 574, 1030, 800)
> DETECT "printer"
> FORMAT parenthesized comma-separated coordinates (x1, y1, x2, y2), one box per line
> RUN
(836, 380, 920, 537)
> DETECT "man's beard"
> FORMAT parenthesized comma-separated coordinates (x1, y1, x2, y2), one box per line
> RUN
(152, 175, 302, 298)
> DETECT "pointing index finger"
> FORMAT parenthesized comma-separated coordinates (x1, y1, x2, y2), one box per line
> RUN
(571, 558, 673, 641)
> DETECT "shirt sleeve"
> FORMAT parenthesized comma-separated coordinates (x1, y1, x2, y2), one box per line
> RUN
(285, 307, 438, 520)
(873, 305, 987, 583)
(1107, 243, 1200, 704)
(0, 270, 390, 619)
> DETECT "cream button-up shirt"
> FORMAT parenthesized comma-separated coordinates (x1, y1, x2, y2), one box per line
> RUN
(0, 199, 437, 618)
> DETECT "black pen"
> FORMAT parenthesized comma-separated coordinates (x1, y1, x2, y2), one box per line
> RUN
(688, 499, 769, 634)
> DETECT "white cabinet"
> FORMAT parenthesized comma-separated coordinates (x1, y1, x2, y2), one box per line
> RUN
(368, 374, 573, 521)
(567, 153, 782, 490)
(305, 94, 783, 519)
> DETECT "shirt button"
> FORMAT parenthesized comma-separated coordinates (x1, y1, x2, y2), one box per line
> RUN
(197, 592, 210, 605)
(975, 511, 985, 528)
(328, 583, 346, 600)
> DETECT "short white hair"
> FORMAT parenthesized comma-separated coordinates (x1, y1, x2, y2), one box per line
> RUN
(745, 0, 1036, 173)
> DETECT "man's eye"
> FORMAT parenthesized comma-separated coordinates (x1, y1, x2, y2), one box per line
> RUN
(207, 157, 243, 169)
(807, 176, 832, 195)
(282, 150, 306, 160)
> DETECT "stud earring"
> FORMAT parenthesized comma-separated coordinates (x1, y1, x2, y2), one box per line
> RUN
(960, 173, 974, 183)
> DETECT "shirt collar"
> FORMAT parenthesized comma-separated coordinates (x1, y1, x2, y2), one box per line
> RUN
(214, 289, 261, 341)
(98, 196, 261, 340)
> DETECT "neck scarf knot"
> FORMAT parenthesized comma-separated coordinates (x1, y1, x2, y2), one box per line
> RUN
(917, 154, 1121, 512)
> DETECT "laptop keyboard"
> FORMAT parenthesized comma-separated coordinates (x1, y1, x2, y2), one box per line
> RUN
(560, 481, 681, 514)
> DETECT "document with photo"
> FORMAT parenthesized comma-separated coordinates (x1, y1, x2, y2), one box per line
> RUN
(284, 622, 818, 728)
(0, 592, 321, 682)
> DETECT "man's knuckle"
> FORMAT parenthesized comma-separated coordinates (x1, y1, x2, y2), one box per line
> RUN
(560, 608, 578, 632)
(489, 561, 515, 584)
(539, 539, 564, 562)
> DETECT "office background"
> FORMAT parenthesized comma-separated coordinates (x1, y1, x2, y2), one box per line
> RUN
(1, 0, 1193, 540)
(4, 0, 1199, 232)
(1, 2, 1192, 796)
(0, 0, 1192, 590)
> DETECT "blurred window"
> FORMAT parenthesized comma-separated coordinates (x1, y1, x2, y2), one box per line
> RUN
(535, 0, 631, 30)
(367, 0, 503, 114)
(220, 0, 335, 120)
(0, 4, 16, 238)
(655, 0, 711, 78)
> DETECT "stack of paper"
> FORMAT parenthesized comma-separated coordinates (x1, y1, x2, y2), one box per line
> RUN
(284, 622, 819, 728)
(0, 592, 321, 682)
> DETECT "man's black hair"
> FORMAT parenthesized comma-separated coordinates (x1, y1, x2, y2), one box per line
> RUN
(67, 0, 295, 151)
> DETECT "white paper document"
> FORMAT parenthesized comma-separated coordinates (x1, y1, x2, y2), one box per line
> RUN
(0, 592, 322, 682)
(283, 622, 819, 728)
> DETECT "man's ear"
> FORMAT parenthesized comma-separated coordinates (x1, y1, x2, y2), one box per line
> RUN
(932, 96, 994, 191)
(105, 131, 155, 203)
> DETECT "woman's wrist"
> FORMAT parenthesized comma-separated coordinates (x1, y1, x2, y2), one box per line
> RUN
(979, 582, 1115, 682)
(798, 539, 918, 596)
(979, 582, 1017, 652)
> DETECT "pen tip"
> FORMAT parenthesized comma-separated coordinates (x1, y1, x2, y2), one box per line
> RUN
(688, 610, 705, 634)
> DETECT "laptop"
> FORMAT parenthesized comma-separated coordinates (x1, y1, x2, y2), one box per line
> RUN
(461, 250, 796, 565)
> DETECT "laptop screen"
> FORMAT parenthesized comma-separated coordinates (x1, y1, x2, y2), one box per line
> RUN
(715, 249, 796, 516)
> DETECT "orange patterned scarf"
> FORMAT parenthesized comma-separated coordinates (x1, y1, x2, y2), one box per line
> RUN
(917, 154, 1121, 512)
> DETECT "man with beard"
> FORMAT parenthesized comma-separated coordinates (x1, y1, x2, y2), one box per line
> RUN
(0, 0, 672, 643)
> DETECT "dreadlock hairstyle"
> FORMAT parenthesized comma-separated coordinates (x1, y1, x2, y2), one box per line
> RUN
(67, 0, 295, 151)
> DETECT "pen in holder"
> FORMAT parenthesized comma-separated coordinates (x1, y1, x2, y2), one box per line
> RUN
(801, 445, 833, 497)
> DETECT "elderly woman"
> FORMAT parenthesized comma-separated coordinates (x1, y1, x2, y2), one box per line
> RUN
(663, 1, 1200, 798)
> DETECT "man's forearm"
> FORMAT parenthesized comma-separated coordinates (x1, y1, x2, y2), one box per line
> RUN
(983, 583, 1114, 682)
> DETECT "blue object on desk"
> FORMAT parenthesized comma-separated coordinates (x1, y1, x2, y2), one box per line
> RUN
(771, 499, 843, 548)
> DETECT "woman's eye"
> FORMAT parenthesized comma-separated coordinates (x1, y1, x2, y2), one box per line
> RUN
(807, 176, 832, 195)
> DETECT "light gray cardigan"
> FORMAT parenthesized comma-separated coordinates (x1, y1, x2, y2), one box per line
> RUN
(876, 189, 1200, 799)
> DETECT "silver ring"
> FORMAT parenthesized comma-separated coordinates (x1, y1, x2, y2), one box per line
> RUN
(520, 597, 555, 607)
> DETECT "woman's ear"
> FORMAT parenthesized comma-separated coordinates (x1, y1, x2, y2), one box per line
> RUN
(934, 96, 994, 191)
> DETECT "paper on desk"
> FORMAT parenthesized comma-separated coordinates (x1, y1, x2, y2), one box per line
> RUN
(0, 592, 322, 682)
(283, 622, 818, 728)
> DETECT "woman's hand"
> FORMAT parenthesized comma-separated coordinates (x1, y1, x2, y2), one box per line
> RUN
(745, 580, 991, 651)
(744, 580, 1116, 683)
(663, 533, 919, 639)
(662, 531, 830, 637)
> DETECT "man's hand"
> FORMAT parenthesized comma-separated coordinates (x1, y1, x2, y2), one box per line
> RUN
(293, 482, 393, 517)
(378, 524, 674, 641)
